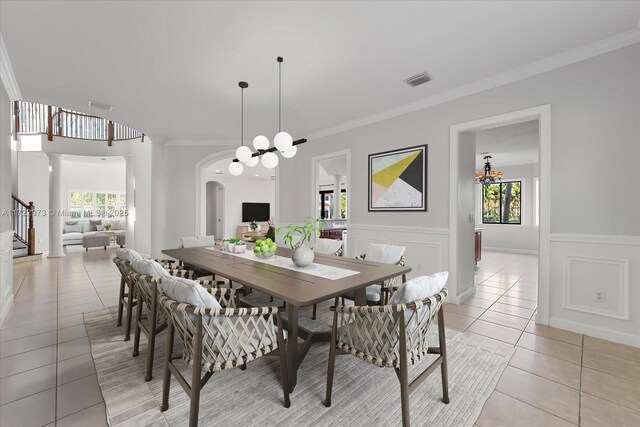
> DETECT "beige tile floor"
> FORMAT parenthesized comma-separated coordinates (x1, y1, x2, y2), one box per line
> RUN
(1, 248, 638, 426)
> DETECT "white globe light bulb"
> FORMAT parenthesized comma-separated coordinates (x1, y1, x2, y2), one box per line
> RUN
(281, 145, 297, 158)
(274, 131, 293, 151)
(245, 156, 259, 167)
(261, 151, 279, 169)
(253, 135, 270, 150)
(228, 162, 244, 176)
(236, 146, 252, 163)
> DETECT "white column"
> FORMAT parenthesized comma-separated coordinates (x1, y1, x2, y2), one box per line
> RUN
(47, 153, 64, 257)
(333, 174, 342, 220)
(150, 140, 166, 258)
(125, 156, 135, 250)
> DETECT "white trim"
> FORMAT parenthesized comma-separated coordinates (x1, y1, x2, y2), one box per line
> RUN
(549, 316, 640, 348)
(551, 233, 640, 246)
(307, 30, 640, 142)
(0, 34, 22, 101)
(562, 255, 630, 320)
(449, 104, 551, 322)
(0, 230, 14, 327)
(454, 284, 476, 305)
(483, 246, 539, 255)
(348, 223, 449, 236)
(194, 149, 237, 236)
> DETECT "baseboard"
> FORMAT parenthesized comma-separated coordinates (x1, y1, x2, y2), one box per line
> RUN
(549, 316, 640, 348)
(484, 246, 539, 255)
(451, 284, 476, 304)
(0, 291, 13, 328)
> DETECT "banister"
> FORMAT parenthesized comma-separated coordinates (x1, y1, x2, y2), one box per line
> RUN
(11, 194, 29, 208)
(11, 194, 36, 256)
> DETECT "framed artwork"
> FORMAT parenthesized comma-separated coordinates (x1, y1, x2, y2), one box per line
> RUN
(368, 144, 427, 211)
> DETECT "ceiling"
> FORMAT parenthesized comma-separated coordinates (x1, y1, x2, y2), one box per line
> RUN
(2, 1, 639, 141)
(475, 120, 539, 168)
(208, 157, 275, 181)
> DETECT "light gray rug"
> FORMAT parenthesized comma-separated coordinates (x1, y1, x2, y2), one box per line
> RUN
(84, 298, 513, 427)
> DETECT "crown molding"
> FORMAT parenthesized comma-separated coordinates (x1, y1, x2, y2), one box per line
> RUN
(307, 28, 640, 141)
(0, 33, 22, 101)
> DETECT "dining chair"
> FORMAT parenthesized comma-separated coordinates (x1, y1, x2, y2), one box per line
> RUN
(179, 235, 229, 285)
(113, 250, 184, 341)
(159, 290, 290, 427)
(326, 275, 449, 427)
(310, 238, 344, 320)
(129, 268, 225, 382)
(343, 243, 407, 305)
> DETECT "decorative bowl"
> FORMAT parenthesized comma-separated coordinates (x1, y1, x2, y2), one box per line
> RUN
(253, 251, 275, 259)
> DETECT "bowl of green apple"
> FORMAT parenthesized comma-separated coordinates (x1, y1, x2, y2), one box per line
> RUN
(253, 238, 278, 258)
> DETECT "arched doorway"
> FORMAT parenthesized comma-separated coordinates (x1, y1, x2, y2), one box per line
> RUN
(206, 181, 225, 238)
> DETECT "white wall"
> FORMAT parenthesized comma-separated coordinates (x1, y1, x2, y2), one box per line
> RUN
(277, 43, 640, 345)
(0, 82, 13, 325)
(17, 152, 49, 254)
(204, 170, 275, 239)
(477, 163, 540, 253)
(60, 158, 126, 207)
(458, 132, 476, 297)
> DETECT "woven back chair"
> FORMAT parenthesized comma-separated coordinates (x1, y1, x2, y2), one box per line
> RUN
(326, 289, 449, 427)
(342, 254, 406, 306)
(158, 292, 290, 427)
(113, 257, 183, 341)
(129, 271, 225, 381)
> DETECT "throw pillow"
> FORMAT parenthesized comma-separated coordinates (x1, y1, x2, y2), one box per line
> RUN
(96, 225, 105, 231)
(88, 219, 102, 232)
(63, 224, 82, 234)
(131, 259, 172, 278)
(389, 272, 449, 305)
(112, 220, 125, 230)
(116, 248, 143, 262)
(160, 276, 220, 308)
(365, 243, 406, 265)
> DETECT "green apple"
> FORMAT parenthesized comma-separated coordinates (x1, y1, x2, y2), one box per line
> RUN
(253, 247, 261, 254)
(255, 239, 263, 246)
(265, 238, 273, 245)
(269, 244, 277, 253)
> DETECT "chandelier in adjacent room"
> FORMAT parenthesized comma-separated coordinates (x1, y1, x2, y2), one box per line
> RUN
(475, 154, 503, 185)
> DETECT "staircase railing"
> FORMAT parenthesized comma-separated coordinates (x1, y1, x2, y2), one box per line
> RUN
(11, 195, 35, 255)
(12, 100, 144, 146)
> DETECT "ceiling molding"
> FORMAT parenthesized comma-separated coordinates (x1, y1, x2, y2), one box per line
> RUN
(307, 28, 640, 142)
(0, 33, 22, 101)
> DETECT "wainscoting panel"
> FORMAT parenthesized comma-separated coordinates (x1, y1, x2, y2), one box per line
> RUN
(550, 233, 640, 347)
(347, 224, 449, 280)
(0, 230, 14, 327)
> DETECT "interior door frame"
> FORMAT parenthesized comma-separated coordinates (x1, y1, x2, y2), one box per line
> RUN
(449, 105, 551, 324)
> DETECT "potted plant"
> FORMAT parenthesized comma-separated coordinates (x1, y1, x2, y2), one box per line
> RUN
(233, 240, 247, 254)
(249, 220, 258, 232)
(103, 221, 112, 231)
(222, 238, 232, 252)
(277, 216, 323, 267)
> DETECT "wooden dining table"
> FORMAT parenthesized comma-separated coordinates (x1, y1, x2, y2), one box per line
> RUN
(162, 245, 411, 391)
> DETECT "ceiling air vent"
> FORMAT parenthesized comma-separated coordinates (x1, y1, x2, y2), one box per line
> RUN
(404, 72, 431, 87)
(88, 100, 114, 111)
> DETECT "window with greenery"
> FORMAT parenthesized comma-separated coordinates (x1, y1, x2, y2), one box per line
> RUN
(319, 189, 347, 219)
(482, 181, 521, 224)
(69, 191, 126, 218)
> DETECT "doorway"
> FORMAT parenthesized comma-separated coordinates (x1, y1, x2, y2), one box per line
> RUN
(206, 181, 225, 238)
(449, 105, 550, 325)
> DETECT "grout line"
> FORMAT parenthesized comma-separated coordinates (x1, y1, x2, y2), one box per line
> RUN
(55, 400, 105, 423)
(492, 390, 579, 425)
(507, 364, 580, 391)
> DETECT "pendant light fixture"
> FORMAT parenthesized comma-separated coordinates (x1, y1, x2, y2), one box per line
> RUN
(475, 154, 503, 185)
(229, 81, 251, 176)
(274, 57, 295, 157)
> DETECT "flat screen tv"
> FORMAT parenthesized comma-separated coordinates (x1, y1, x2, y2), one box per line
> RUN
(242, 202, 270, 222)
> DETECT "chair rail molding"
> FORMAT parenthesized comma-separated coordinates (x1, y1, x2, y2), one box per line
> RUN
(0, 230, 15, 327)
(550, 232, 640, 347)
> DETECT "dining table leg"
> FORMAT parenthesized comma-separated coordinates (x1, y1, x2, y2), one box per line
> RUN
(287, 304, 299, 391)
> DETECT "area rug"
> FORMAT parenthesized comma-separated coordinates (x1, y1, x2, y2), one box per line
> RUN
(84, 298, 513, 427)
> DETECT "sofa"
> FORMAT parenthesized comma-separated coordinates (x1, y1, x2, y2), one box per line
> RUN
(62, 219, 126, 247)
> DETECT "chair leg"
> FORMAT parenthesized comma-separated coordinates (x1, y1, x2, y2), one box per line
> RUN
(189, 315, 204, 427)
(276, 316, 290, 408)
(438, 308, 450, 404)
(161, 322, 174, 412)
(145, 314, 157, 381)
(312, 304, 317, 320)
(117, 277, 125, 326)
(132, 292, 143, 356)
(124, 283, 135, 341)
(396, 365, 411, 427)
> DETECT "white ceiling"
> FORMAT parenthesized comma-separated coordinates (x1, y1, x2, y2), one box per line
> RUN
(475, 120, 539, 168)
(1, 1, 639, 141)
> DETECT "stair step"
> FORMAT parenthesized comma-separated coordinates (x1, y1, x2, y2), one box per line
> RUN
(13, 247, 28, 258)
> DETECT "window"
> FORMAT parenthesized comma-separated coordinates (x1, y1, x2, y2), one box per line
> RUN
(319, 189, 347, 219)
(482, 181, 521, 224)
(69, 191, 126, 218)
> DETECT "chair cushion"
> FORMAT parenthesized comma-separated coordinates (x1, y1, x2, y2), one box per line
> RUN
(366, 285, 382, 302)
(365, 243, 405, 264)
(116, 248, 143, 262)
(131, 259, 172, 278)
(63, 224, 82, 233)
(389, 272, 449, 305)
(62, 232, 83, 241)
(313, 238, 343, 255)
(160, 276, 220, 309)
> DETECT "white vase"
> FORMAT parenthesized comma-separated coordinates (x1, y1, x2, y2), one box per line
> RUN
(291, 244, 314, 267)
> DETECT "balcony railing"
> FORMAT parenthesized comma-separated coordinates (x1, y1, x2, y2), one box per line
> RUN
(12, 100, 144, 146)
